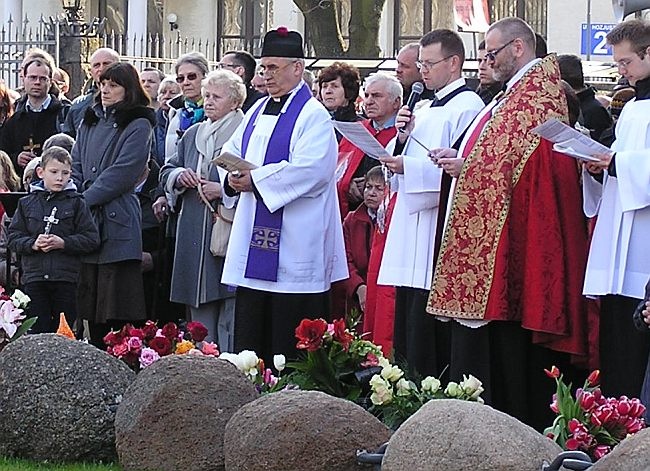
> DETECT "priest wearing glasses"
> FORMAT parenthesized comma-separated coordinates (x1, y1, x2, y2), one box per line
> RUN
(221, 27, 348, 362)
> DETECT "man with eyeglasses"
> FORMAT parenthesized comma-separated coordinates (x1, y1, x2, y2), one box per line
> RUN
(0, 58, 70, 176)
(377, 29, 483, 379)
(62, 48, 119, 138)
(220, 28, 347, 364)
(582, 19, 650, 405)
(427, 17, 590, 431)
(219, 51, 265, 112)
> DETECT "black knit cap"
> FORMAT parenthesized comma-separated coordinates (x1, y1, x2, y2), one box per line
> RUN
(261, 27, 304, 58)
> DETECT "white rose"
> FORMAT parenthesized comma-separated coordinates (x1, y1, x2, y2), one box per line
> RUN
(273, 354, 286, 372)
(460, 374, 484, 399)
(369, 374, 389, 390)
(238, 350, 259, 371)
(377, 356, 391, 369)
(10, 290, 30, 309)
(219, 352, 244, 371)
(421, 376, 441, 394)
(444, 381, 462, 398)
(396, 378, 412, 396)
(380, 365, 404, 383)
(370, 384, 393, 405)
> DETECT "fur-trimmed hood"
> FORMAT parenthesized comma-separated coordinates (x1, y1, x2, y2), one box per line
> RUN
(82, 104, 156, 129)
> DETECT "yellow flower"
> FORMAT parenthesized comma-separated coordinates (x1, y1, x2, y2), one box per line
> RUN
(175, 340, 195, 355)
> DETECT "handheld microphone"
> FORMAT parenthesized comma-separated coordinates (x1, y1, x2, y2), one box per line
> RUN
(405, 81, 424, 112)
(397, 82, 424, 135)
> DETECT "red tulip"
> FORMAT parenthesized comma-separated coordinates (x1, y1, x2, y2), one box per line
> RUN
(544, 365, 560, 379)
(587, 369, 600, 387)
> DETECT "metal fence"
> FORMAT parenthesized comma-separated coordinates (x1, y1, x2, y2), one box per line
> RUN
(0, 15, 59, 90)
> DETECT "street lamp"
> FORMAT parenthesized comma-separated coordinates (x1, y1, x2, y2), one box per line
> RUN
(61, 0, 84, 23)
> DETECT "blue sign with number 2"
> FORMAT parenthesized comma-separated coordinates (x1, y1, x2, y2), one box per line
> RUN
(581, 23, 615, 56)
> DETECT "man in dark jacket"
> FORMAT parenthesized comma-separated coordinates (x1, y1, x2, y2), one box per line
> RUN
(0, 57, 70, 176)
(7, 146, 99, 333)
(62, 48, 119, 138)
(219, 50, 265, 112)
(558, 54, 612, 143)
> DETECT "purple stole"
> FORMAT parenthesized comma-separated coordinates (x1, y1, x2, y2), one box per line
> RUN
(241, 84, 312, 281)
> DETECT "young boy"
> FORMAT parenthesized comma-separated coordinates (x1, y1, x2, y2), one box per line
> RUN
(8, 146, 100, 333)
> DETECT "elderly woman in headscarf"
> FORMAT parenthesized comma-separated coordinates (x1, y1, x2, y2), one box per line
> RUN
(160, 69, 246, 350)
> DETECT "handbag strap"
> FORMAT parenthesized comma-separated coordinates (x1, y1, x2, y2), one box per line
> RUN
(196, 152, 215, 213)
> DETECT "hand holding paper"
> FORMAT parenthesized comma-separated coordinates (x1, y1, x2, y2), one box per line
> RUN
(533, 118, 612, 162)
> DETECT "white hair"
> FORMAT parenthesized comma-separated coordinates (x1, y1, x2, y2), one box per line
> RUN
(363, 72, 403, 102)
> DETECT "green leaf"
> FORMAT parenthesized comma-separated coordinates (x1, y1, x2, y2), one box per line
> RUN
(10, 317, 37, 341)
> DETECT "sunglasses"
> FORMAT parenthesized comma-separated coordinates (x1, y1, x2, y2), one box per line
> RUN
(485, 39, 516, 62)
(176, 72, 199, 83)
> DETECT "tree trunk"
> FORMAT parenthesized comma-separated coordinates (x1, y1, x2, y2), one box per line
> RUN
(432, 0, 456, 30)
(347, 0, 385, 58)
(293, 0, 345, 57)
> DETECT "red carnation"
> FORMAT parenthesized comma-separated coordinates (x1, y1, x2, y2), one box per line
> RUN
(141, 321, 158, 341)
(332, 318, 354, 351)
(161, 322, 179, 340)
(187, 321, 209, 342)
(126, 325, 144, 340)
(149, 336, 173, 356)
(104, 330, 125, 347)
(295, 318, 328, 351)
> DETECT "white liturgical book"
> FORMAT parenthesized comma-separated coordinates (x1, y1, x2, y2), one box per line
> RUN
(532, 118, 610, 162)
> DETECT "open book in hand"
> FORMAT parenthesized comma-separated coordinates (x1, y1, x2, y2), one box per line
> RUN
(532, 118, 611, 162)
(212, 152, 258, 173)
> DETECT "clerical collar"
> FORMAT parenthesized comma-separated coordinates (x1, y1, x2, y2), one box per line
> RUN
(372, 115, 396, 131)
(26, 94, 52, 112)
(434, 78, 467, 101)
(634, 76, 650, 101)
(263, 80, 307, 115)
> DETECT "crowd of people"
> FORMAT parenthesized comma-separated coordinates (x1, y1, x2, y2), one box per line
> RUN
(0, 16, 649, 432)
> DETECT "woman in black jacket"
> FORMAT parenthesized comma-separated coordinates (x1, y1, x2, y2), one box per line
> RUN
(71, 62, 155, 347)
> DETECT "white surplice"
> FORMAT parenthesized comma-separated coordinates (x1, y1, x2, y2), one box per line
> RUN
(583, 98, 650, 299)
(221, 82, 348, 293)
(378, 78, 484, 290)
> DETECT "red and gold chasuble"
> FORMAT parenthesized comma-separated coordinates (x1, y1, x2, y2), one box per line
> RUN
(427, 55, 592, 358)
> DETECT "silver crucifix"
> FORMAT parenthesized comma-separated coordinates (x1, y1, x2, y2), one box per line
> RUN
(43, 207, 59, 235)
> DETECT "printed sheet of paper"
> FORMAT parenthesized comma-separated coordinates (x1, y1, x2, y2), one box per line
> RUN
(332, 121, 392, 160)
(532, 118, 610, 162)
(213, 152, 258, 172)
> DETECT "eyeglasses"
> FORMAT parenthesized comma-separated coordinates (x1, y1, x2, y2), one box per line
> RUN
(26, 75, 50, 83)
(217, 62, 239, 70)
(614, 50, 648, 69)
(415, 56, 453, 71)
(258, 61, 296, 77)
(485, 39, 516, 61)
(175, 72, 199, 83)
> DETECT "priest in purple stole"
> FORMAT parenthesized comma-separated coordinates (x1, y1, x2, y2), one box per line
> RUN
(221, 28, 348, 363)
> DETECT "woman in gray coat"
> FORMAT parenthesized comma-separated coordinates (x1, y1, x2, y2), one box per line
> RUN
(161, 69, 245, 350)
(72, 62, 155, 347)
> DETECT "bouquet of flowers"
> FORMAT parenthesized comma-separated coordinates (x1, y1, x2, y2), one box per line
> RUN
(279, 317, 386, 401)
(220, 350, 286, 394)
(0, 287, 34, 351)
(104, 320, 219, 372)
(369, 365, 485, 429)
(544, 365, 646, 461)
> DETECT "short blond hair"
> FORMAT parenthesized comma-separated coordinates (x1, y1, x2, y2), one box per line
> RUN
(202, 69, 246, 108)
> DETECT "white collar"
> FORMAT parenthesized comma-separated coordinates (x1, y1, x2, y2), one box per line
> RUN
(26, 94, 52, 112)
(435, 77, 467, 101)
